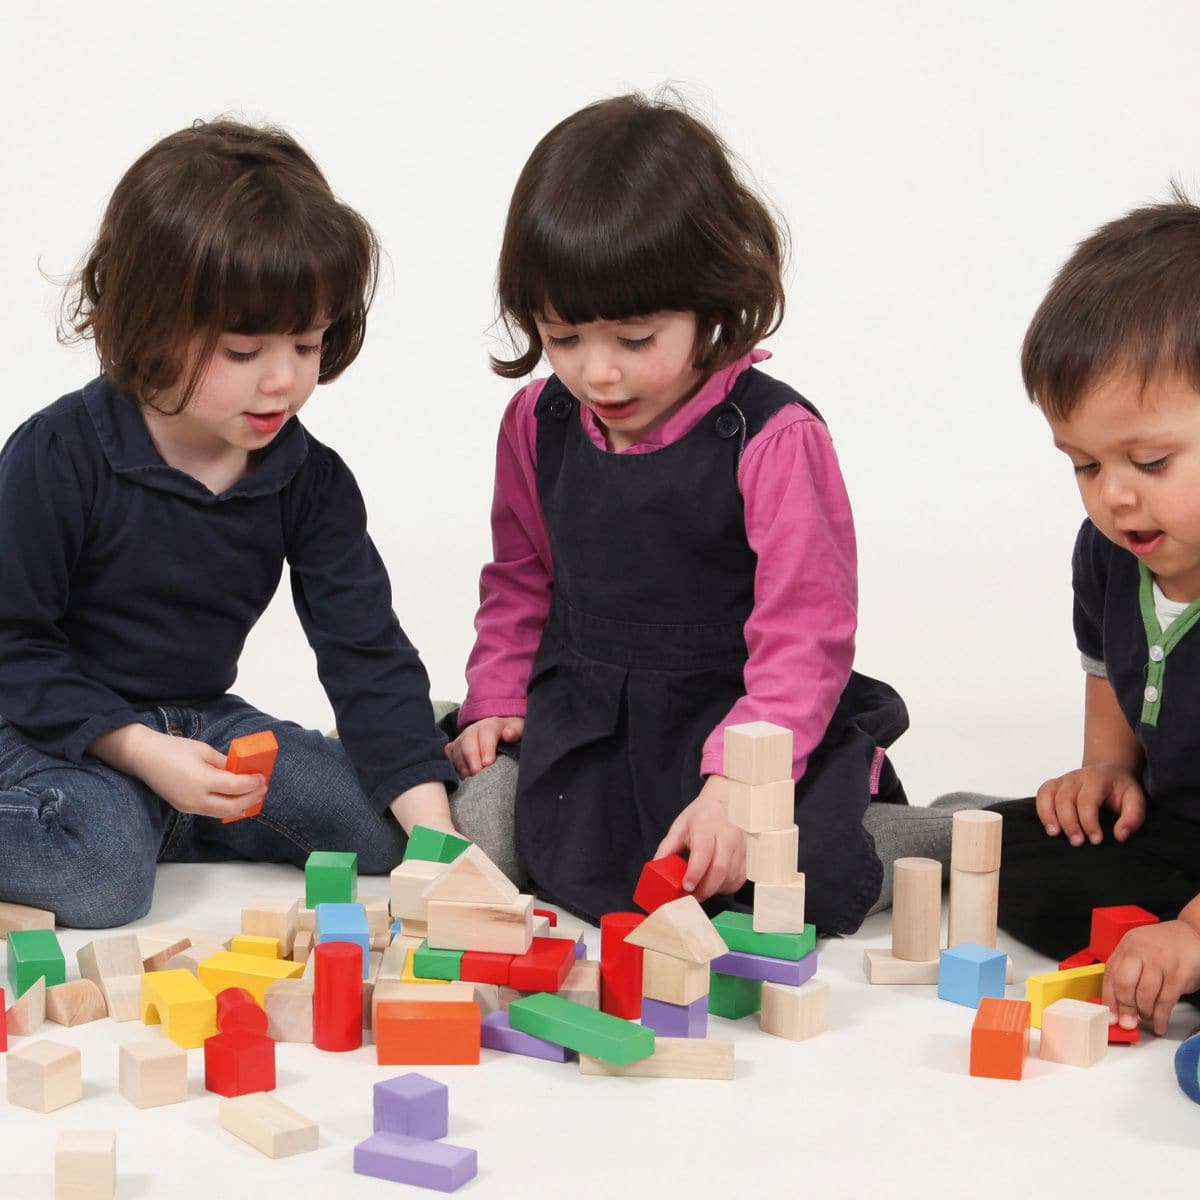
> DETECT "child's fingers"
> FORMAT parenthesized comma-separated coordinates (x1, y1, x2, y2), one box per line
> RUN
(476, 726, 500, 768)
(214, 770, 266, 797)
(1111, 785, 1146, 842)
(1151, 976, 1179, 1037)
(1135, 962, 1167, 1032)
(1073, 787, 1105, 845)
(500, 720, 524, 744)
(682, 833, 714, 893)
(1034, 781, 1062, 835)
(1052, 783, 1087, 847)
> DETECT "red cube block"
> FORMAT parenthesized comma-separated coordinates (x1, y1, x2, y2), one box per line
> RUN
(508, 938, 575, 992)
(1089, 905, 1159, 962)
(1058, 948, 1099, 971)
(460, 951, 515, 985)
(633, 855, 688, 914)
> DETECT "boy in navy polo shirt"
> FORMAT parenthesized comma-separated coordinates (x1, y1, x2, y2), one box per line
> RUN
(940, 194, 1200, 1029)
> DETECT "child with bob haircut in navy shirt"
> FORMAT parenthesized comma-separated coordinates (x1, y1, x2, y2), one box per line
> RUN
(0, 119, 460, 928)
(940, 192, 1200, 1032)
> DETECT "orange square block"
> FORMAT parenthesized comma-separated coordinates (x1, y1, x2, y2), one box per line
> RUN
(221, 731, 279, 825)
(374, 999, 481, 1065)
(970, 997, 1031, 1080)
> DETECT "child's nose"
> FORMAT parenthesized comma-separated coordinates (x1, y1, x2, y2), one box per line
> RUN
(1100, 471, 1137, 510)
(260, 354, 295, 396)
(582, 353, 619, 389)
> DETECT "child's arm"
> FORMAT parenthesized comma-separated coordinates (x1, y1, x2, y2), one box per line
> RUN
(1104, 894, 1200, 1034)
(1034, 673, 1146, 845)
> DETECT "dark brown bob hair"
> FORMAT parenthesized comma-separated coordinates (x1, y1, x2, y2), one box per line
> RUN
(62, 119, 378, 412)
(1022, 189, 1200, 419)
(492, 92, 787, 380)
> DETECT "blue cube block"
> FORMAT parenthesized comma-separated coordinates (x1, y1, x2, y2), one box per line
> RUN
(938, 942, 1006, 1008)
(315, 902, 371, 979)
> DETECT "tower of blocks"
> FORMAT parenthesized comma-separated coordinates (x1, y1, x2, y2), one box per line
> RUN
(716, 721, 828, 1041)
(947, 810, 1002, 950)
(864, 856, 942, 984)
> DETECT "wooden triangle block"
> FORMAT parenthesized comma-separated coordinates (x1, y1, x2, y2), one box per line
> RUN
(623, 896, 727, 963)
(7, 975, 46, 1036)
(422, 845, 518, 905)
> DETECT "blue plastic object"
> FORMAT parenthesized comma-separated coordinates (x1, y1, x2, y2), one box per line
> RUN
(1175, 1027, 1200, 1104)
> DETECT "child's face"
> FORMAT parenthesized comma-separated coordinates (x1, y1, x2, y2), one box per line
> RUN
(1049, 368, 1200, 601)
(162, 326, 328, 455)
(534, 310, 702, 451)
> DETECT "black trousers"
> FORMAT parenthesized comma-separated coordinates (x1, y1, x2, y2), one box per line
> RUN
(987, 797, 1200, 965)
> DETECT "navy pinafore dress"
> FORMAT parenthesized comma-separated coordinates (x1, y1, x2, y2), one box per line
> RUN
(515, 367, 908, 932)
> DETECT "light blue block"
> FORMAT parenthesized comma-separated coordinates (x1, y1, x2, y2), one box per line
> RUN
(316, 902, 371, 978)
(938, 942, 1006, 1008)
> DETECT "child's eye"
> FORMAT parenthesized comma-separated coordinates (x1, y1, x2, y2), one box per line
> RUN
(545, 334, 578, 348)
(1133, 456, 1168, 473)
(619, 335, 655, 350)
(224, 348, 259, 363)
(1071, 462, 1098, 476)
(296, 342, 323, 356)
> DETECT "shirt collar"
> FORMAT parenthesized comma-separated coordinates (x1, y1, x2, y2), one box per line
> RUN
(83, 375, 309, 501)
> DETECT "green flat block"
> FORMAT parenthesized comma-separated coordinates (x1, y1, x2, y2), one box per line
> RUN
(708, 971, 762, 1019)
(509, 992, 655, 1065)
(7, 928, 66, 997)
(404, 825, 471, 865)
(305, 850, 358, 907)
(413, 941, 463, 981)
(712, 911, 816, 961)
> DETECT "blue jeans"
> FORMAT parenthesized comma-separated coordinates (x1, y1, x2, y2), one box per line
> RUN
(0, 695, 406, 928)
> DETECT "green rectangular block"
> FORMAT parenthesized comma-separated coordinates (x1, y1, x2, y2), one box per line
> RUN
(7, 928, 66, 997)
(305, 850, 358, 907)
(403, 825, 471, 865)
(708, 971, 762, 1019)
(413, 941, 464, 981)
(712, 910, 816, 961)
(509, 992, 655, 1065)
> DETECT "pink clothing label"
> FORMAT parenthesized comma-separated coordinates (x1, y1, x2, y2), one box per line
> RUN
(869, 747, 886, 795)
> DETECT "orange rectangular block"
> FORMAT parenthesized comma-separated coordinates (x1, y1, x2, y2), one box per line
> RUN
(221, 731, 279, 824)
(970, 996, 1031, 1080)
(373, 999, 481, 1065)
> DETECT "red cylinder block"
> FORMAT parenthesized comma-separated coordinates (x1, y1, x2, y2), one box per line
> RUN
(314, 940, 363, 1051)
(216, 987, 268, 1035)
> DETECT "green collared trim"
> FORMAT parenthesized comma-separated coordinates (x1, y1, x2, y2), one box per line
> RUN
(1137, 563, 1200, 726)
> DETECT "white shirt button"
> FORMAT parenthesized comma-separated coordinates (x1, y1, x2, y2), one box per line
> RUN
(1149, 645, 1165, 662)
(1144, 685, 1159, 703)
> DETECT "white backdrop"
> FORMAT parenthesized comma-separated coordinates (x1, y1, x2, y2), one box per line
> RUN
(4, 1, 1195, 804)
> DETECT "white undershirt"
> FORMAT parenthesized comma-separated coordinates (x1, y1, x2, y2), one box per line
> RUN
(1153, 579, 1191, 633)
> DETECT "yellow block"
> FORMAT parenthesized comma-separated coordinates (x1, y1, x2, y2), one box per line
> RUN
(1025, 962, 1104, 1028)
(198, 951, 304, 1006)
(141, 969, 216, 1049)
(230, 935, 281, 959)
(399, 950, 449, 986)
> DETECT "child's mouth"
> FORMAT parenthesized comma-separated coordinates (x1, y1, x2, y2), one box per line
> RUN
(591, 399, 637, 421)
(245, 410, 287, 435)
(1126, 529, 1165, 556)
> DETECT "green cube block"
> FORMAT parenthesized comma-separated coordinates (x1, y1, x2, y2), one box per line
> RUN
(509, 992, 655, 1065)
(7, 928, 66, 997)
(708, 970, 762, 1019)
(413, 941, 463, 981)
(712, 910, 816, 961)
(305, 850, 358, 907)
(403, 825, 471, 865)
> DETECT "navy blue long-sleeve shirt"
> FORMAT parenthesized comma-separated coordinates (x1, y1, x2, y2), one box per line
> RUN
(0, 375, 456, 809)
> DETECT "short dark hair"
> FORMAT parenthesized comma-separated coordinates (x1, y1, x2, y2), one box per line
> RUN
(492, 92, 787, 380)
(1022, 189, 1200, 419)
(62, 119, 379, 412)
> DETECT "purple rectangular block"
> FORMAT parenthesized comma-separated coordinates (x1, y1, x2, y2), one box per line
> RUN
(481, 1010, 577, 1062)
(354, 1132, 477, 1192)
(709, 947, 818, 986)
(640, 995, 708, 1038)
(573, 941, 588, 960)
(374, 1072, 448, 1138)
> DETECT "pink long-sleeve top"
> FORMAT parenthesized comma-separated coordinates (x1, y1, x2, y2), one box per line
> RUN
(460, 350, 858, 782)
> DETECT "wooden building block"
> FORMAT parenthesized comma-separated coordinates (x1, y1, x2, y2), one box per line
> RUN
(1026, 963, 1105, 1028)
(7, 975, 46, 1035)
(712, 910, 815, 961)
(77, 935, 143, 1022)
(753, 876, 807, 934)
(403, 825, 471, 864)
(760, 979, 829, 1041)
(197, 950, 304, 1006)
(509, 992, 654, 1065)
(641, 949, 710, 1006)
(265, 978, 314, 1043)
(710, 946, 818, 987)
(426, 894, 535, 955)
(229, 935, 281, 959)
(863, 948, 939, 985)
(378, 934, 424, 981)
(220, 729, 278, 823)
(0, 901, 55, 939)
(354, 1132, 477, 1191)
(373, 1072, 449, 1138)
(55, 1130, 115, 1200)
(625, 896, 727, 963)
(313, 941, 363, 1052)
(119, 1039, 188, 1108)
(970, 997, 1031, 1080)
(632, 856, 688, 914)
(947, 867, 999, 949)
(215, 987, 268, 1035)
(938, 943, 1006, 1008)
(204, 1029, 276, 1096)
(423, 843, 519, 904)
(708, 972, 762, 1019)
(400, 950, 450, 986)
(374, 999, 481, 1065)
(292, 930, 314, 964)
(599, 912, 645, 1019)
(141, 938, 193, 975)
(508, 937, 576, 992)
(220, 1092, 318, 1158)
(745, 825, 799, 885)
(722, 721, 793, 785)
(413, 942, 465, 982)
(141, 970, 217, 1049)
(7, 928, 67, 997)
(460, 949, 515, 985)
(46, 980, 107, 1027)
(950, 809, 1003, 873)
(580, 1036, 734, 1079)
(892, 857, 942, 963)
(1089, 905, 1160, 962)
(728, 778, 794, 834)
(241, 895, 299, 958)
(8, 1039, 81, 1112)
(136, 925, 227, 961)
(371, 981, 476, 1032)
(1039, 997, 1109, 1066)
(559, 960, 601, 1010)
(305, 850, 358, 908)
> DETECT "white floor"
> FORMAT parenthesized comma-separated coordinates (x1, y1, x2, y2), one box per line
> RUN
(1, 854, 1197, 1200)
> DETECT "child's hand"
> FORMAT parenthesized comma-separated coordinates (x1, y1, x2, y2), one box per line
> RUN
(654, 776, 747, 902)
(389, 780, 457, 837)
(1034, 763, 1145, 846)
(446, 717, 524, 778)
(137, 732, 267, 820)
(1103, 920, 1200, 1036)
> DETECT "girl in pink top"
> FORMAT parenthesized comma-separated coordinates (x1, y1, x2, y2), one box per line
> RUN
(447, 94, 912, 931)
